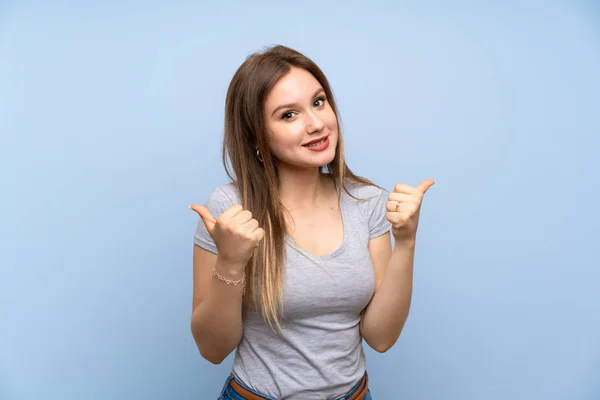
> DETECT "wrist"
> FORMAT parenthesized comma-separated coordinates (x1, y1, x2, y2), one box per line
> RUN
(215, 257, 246, 279)
(393, 235, 416, 250)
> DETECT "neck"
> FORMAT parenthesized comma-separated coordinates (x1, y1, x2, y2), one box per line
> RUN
(277, 165, 331, 211)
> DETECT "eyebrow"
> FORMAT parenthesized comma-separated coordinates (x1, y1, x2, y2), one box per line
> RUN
(270, 88, 325, 117)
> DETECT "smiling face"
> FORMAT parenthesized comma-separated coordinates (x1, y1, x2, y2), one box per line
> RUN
(263, 66, 338, 170)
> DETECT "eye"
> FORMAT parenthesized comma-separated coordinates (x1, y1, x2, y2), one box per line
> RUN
(313, 96, 326, 107)
(281, 111, 296, 120)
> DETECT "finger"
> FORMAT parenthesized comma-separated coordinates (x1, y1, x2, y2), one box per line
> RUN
(189, 204, 216, 233)
(387, 192, 414, 203)
(386, 201, 417, 213)
(417, 179, 435, 194)
(386, 201, 398, 213)
(241, 218, 259, 234)
(386, 201, 402, 213)
(393, 183, 420, 195)
(233, 209, 253, 225)
(386, 211, 408, 226)
(220, 204, 244, 220)
(252, 227, 265, 243)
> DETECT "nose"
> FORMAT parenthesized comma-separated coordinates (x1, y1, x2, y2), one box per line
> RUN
(305, 110, 325, 134)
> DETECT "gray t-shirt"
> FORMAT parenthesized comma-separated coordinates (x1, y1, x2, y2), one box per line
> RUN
(194, 177, 391, 400)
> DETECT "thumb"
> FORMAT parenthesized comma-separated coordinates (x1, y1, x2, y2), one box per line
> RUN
(417, 179, 435, 194)
(189, 204, 216, 234)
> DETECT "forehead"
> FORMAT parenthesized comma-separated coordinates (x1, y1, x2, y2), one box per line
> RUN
(265, 67, 322, 108)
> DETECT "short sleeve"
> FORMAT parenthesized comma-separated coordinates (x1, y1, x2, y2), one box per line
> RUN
(365, 185, 392, 239)
(193, 186, 235, 254)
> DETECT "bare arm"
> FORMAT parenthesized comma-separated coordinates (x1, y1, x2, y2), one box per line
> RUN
(190, 245, 245, 364)
(188, 201, 264, 364)
(360, 234, 414, 353)
(360, 179, 434, 352)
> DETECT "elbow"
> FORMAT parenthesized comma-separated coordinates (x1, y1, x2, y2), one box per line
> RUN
(361, 331, 392, 353)
(364, 334, 398, 353)
(192, 333, 231, 365)
(199, 348, 227, 365)
(190, 307, 243, 365)
(191, 328, 237, 365)
(193, 332, 230, 364)
(372, 342, 393, 353)
(191, 324, 229, 365)
(363, 335, 392, 353)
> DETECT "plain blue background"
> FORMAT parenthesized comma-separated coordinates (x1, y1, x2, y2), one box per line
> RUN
(1, 1, 599, 399)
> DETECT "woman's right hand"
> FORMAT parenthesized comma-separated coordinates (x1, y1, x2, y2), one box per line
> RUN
(190, 203, 265, 267)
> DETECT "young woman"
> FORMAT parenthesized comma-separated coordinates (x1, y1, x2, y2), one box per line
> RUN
(189, 45, 434, 400)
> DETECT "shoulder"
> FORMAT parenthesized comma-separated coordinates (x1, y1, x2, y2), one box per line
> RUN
(209, 182, 240, 203)
(204, 182, 241, 215)
(342, 177, 392, 237)
(342, 177, 388, 201)
(342, 177, 390, 225)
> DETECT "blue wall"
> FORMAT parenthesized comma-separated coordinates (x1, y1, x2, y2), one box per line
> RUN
(1, 1, 599, 399)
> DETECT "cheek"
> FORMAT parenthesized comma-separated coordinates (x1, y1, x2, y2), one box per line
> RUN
(266, 125, 304, 154)
(325, 109, 338, 130)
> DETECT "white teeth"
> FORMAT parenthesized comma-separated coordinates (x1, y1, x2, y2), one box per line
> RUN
(306, 138, 326, 147)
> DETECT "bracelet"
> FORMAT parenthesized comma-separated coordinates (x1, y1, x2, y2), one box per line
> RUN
(212, 265, 246, 294)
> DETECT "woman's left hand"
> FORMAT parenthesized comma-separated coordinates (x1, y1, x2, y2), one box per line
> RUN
(386, 179, 435, 242)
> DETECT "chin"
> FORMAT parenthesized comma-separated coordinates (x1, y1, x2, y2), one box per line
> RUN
(309, 151, 336, 168)
(280, 153, 336, 171)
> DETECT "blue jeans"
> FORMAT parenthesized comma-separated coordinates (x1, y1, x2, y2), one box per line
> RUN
(217, 373, 372, 400)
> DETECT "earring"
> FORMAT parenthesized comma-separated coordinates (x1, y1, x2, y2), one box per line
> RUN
(256, 148, 264, 163)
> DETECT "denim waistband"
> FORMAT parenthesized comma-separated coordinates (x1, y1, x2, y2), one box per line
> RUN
(220, 371, 368, 400)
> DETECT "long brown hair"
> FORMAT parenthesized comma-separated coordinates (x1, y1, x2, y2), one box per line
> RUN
(222, 45, 381, 332)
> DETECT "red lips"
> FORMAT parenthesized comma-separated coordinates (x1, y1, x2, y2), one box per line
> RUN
(303, 136, 328, 146)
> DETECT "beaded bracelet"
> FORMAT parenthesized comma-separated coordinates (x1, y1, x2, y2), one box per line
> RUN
(212, 265, 246, 294)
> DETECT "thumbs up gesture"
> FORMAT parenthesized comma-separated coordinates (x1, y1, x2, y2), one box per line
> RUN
(386, 179, 435, 242)
(190, 203, 265, 266)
